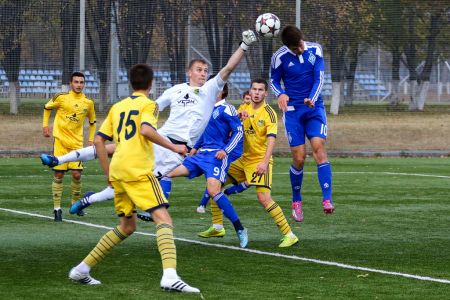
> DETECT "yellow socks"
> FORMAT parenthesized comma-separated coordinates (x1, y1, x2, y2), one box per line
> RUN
(52, 176, 63, 209)
(71, 178, 81, 204)
(156, 223, 177, 269)
(210, 200, 223, 227)
(83, 226, 128, 267)
(265, 200, 291, 235)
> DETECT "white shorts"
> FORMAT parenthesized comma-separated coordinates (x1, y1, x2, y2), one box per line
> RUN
(153, 142, 185, 178)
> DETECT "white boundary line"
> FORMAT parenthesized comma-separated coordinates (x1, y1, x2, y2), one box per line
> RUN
(274, 171, 450, 179)
(1, 207, 449, 285)
(1, 171, 449, 179)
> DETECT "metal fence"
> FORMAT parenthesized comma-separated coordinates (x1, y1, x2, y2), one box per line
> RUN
(0, 0, 449, 153)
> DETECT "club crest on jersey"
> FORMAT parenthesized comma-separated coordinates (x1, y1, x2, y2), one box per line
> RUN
(308, 52, 316, 65)
(194, 89, 199, 94)
(213, 109, 219, 119)
(257, 119, 265, 126)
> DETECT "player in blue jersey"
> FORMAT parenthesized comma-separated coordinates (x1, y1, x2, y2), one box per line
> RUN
(270, 25, 334, 222)
(163, 83, 248, 248)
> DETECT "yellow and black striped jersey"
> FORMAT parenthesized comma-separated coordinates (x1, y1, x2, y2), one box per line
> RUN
(242, 102, 277, 162)
(43, 90, 96, 149)
(98, 92, 158, 182)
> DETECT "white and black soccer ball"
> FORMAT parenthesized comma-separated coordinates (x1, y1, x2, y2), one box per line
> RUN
(255, 13, 281, 38)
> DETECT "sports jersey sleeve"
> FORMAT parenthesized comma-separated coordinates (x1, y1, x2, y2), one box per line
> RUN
(141, 101, 158, 130)
(203, 74, 225, 99)
(193, 132, 204, 150)
(308, 48, 325, 105)
(97, 108, 114, 141)
(42, 94, 62, 127)
(223, 106, 243, 154)
(87, 100, 97, 141)
(264, 106, 278, 138)
(155, 89, 172, 111)
(270, 53, 285, 97)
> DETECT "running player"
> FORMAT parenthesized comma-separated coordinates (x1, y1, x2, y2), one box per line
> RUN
(68, 64, 199, 292)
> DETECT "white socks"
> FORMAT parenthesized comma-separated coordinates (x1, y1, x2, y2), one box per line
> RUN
(88, 186, 115, 204)
(213, 224, 224, 231)
(58, 146, 96, 164)
(75, 261, 91, 274)
(163, 268, 178, 279)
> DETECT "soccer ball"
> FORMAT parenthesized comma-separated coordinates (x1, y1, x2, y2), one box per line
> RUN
(255, 13, 281, 38)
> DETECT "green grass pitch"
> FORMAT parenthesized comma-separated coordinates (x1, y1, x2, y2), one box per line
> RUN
(0, 157, 449, 299)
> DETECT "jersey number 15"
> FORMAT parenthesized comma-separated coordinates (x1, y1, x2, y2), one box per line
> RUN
(117, 110, 139, 140)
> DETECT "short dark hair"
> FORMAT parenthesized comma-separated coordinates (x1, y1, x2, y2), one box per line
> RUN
(70, 72, 85, 82)
(281, 25, 303, 48)
(242, 90, 250, 99)
(188, 59, 208, 70)
(251, 78, 268, 91)
(129, 64, 153, 90)
(221, 83, 228, 99)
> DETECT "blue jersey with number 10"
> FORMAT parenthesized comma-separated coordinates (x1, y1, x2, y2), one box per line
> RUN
(270, 42, 325, 108)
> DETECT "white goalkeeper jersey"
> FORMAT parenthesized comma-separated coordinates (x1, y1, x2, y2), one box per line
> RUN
(156, 74, 225, 148)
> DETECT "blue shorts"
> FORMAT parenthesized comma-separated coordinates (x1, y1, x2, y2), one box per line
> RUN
(182, 150, 240, 183)
(283, 105, 328, 147)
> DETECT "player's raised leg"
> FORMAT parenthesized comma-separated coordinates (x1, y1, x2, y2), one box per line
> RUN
(69, 186, 115, 215)
(40, 144, 116, 168)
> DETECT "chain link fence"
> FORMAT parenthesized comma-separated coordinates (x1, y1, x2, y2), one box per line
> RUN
(0, 0, 449, 154)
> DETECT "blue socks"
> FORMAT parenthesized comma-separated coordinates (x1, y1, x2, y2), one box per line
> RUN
(224, 182, 250, 195)
(213, 192, 243, 232)
(159, 177, 172, 199)
(289, 165, 303, 202)
(199, 189, 210, 207)
(317, 162, 332, 200)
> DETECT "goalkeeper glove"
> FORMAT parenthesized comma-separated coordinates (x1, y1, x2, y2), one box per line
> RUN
(240, 30, 257, 51)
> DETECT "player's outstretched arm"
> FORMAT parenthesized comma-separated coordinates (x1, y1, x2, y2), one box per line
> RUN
(141, 124, 187, 156)
(219, 30, 257, 82)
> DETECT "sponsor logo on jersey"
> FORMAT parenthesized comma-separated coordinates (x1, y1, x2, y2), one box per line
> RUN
(245, 124, 256, 135)
(66, 113, 79, 122)
(308, 52, 316, 65)
(177, 93, 198, 107)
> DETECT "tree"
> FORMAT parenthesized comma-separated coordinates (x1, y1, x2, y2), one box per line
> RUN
(402, 1, 450, 110)
(160, 0, 190, 84)
(113, 0, 156, 70)
(0, 1, 29, 114)
(60, 0, 79, 89)
(191, 0, 235, 74)
(86, 0, 111, 112)
(375, 0, 407, 106)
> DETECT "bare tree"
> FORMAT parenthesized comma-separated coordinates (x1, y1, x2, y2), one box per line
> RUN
(113, 0, 156, 70)
(60, 0, 79, 89)
(0, 1, 29, 114)
(159, 0, 189, 84)
(193, 0, 235, 74)
(86, 0, 111, 112)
